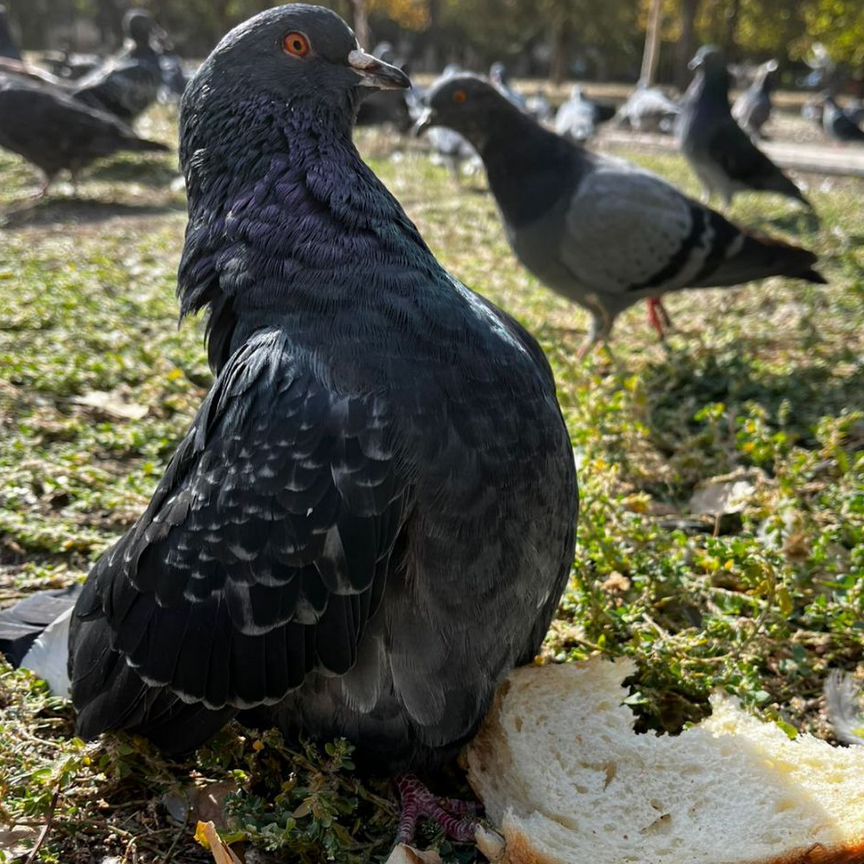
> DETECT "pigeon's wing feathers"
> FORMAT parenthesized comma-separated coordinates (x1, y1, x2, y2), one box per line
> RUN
(561, 165, 726, 295)
(72, 328, 410, 718)
(75, 57, 159, 120)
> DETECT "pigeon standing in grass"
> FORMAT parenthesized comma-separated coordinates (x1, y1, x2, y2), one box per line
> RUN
(73, 9, 167, 123)
(555, 86, 613, 142)
(821, 94, 864, 144)
(52, 5, 578, 846)
(679, 46, 813, 210)
(0, 72, 168, 195)
(418, 75, 826, 356)
(0, 4, 20, 61)
(616, 83, 680, 133)
(732, 59, 778, 138)
(490, 61, 527, 111)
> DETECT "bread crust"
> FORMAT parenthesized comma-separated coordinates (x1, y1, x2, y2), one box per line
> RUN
(467, 661, 864, 864)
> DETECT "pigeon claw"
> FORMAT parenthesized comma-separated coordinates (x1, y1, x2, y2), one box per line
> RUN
(395, 774, 479, 845)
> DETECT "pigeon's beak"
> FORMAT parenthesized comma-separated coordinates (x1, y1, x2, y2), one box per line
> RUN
(687, 55, 702, 71)
(412, 107, 435, 136)
(347, 50, 410, 91)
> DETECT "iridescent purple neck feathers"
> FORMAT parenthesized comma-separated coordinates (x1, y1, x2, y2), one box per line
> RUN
(178, 95, 437, 371)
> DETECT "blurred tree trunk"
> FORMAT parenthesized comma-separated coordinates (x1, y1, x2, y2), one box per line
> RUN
(550, 13, 571, 85)
(725, 0, 741, 60)
(676, 0, 701, 87)
(640, 0, 664, 84)
(350, 0, 371, 49)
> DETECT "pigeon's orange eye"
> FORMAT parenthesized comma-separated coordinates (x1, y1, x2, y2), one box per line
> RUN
(282, 32, 311, 58)
(453, 90, 468, 104)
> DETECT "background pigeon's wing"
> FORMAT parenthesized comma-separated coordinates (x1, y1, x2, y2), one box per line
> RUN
(70, 328, 411, 723)
(706, 116, 779, 183)
(75, 58, 159, 120)
(561, 166, 733, 295)
(0, 81, 143, 168)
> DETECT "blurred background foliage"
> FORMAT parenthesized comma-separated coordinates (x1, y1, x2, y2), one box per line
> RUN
(4, 0, 864, 85)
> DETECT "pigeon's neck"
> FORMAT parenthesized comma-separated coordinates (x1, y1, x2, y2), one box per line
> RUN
(472, 107, 580, 229)
(687, 69, 730, 108)
(179, 100, 439, 372)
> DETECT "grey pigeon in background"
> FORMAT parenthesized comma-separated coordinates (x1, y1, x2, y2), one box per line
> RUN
(821, 93, 864, 143)
(0, 4, 20, 61)
(732, 58, 778, 138)
(415, 65, 479, 180)
(73, 9, 167, 123)
(61, 5, 577, 845)
(679, 46, 813, 210)
(526, 90, 553, 123)
(419, 75, 826, 356)
(556, 87, 597, 141)
(490, 61, 527, 111)
(616, 83, 680, 133)
(555, 85, 613, 142)
(0, 72, 168, 195)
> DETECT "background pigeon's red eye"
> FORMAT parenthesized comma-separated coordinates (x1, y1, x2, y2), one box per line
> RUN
(453, 89, 468, 104)
(282, 32, 311, 58)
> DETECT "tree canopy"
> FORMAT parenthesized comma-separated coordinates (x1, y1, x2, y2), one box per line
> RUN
(5, 0, 864, 80)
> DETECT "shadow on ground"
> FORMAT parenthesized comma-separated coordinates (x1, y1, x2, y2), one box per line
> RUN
(1, 198, 183, 229)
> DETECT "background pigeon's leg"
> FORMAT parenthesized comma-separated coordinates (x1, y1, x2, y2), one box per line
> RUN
(647, 298, 673, 339)
(577, 306, 613, 360)
(394, 775, 478, 845)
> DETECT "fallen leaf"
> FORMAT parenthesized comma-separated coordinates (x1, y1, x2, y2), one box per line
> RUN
(74, 390, 148, 420)
(689, 471, 760, 516)
(0, 827, 40, 858)
(195, 821, 243, 864)
(475, 826, 507, 862)
(384, 842, 444, 864)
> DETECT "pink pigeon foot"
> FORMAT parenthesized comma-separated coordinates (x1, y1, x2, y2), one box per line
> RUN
(395, 774, 479, 845)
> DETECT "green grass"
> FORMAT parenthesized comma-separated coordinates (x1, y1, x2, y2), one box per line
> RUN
(0, 113, 863, 863)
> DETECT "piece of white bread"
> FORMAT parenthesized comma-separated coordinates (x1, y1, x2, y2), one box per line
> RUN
(466, 658, 864, 864)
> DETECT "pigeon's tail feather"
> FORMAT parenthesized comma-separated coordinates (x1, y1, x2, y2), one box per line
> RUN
(0, 586, 80, 667)
(702, 229, 826, 288)
(757, 170, 813, 211)
(122, 136, 170, 154)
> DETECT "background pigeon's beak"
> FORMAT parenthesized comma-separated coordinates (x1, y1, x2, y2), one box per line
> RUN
(688, 56, 702, 71)
(412, 107, 435, 136)
(347, 50, 410, 91)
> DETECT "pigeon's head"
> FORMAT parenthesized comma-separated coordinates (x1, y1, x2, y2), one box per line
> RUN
(123, 9, 165, 47)
(183, 4, 409, 130)
(416, 74, 513, 144)
(689, 45, 725, 73)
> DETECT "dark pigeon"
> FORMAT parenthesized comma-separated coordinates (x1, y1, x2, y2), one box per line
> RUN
(73, 9, 166, 123)
(418, 75, 827, 356)
(0, 4, 20, 61)
(61, 5, 577, 841)
(822, 94, 864, 144)
(0, 72, 168, 194)
(679, 46, 812, 209)
(732, 58, 778, 138)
